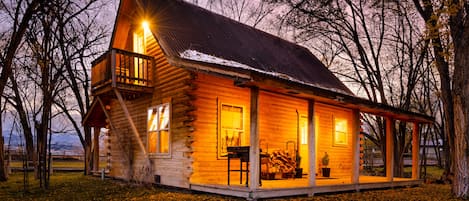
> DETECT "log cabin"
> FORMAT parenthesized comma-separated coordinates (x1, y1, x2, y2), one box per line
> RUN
(83, 0, 433, 199)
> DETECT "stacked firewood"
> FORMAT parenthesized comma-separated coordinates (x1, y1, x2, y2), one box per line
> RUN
(269, 150, 296, 174)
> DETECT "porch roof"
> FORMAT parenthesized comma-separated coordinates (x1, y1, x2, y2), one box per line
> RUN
(83, 98, 107, 127)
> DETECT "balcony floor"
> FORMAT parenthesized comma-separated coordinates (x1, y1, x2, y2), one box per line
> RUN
(92, 82, 153, 99)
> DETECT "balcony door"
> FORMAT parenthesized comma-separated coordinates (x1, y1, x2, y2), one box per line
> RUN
(133, 30, 145, 85)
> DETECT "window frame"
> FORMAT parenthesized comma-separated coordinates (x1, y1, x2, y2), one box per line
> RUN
(147, 103, 171, 158)
(217, 102, 246, 159)
(333, 115, 348, 147)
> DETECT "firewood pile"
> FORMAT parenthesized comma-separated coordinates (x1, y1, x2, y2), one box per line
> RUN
(269, 150, 296, 176)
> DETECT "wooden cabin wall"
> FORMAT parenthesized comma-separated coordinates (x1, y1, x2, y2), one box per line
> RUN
(107, 28, 194, 188)
(315, 103, 353, 178)
(258, 91, 308, 156)
(147, 33, 195, 188)
(108, 96, 152, 182)
(190, 73, 251, 184)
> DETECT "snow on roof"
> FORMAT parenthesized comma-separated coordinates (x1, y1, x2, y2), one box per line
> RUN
(180, 49, 351, 95)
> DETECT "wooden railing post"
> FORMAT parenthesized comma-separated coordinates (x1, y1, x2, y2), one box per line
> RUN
(111, 49, 116, 88)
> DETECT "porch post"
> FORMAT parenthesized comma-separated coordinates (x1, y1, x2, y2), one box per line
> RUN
(249, 87, 260, 190)
(385, 117, 394, 181)
(93, 127, 100, 172)
(412, 122, 420, 180)
(307, 100, 316, 188)
(351, 109, 360, 184)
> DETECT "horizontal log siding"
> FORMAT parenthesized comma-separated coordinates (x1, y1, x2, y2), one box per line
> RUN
(191, 73, 251, 184)
(107, 33, 194, 188)
(108, 96, 151, 182)
(315, 103, 353, 178)
(258, 91, 308, 155)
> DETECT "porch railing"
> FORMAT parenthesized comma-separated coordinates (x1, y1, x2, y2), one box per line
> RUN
(91, 48, 153, 92)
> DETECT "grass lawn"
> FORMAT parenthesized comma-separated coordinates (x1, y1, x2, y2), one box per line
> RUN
(0, 169, 463, 201)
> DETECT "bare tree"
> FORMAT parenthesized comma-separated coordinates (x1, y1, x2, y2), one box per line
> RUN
(266, 0, 432, 176)
(0, 0, 45, 182)
(190, 0, 276, 28)
(412, 0, 469, 197)
(50, 0, 109, 175)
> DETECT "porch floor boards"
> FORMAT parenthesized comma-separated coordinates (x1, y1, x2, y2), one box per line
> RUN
(190, 176, 420, 199)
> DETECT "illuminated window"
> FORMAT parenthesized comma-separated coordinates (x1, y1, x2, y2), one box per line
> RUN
(133, 27, 146, 85)
(148, 103, 170, 155)
(334, 117, 348, 146)
(218, 103, 244, 158)
(300, 116, 308, 145)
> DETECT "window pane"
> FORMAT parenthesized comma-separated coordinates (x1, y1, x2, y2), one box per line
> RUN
(300, 116, 308, 145)
(159, 104, 170, 130)
(148, 108, 158, 131)
(221, 105, 243, 129)
(334, 118, 348, 145)
(148, 131, 157, 153)
(219, 103, 244, 157)
(159, 131, 169, 153)
(233, 107, 243, 129)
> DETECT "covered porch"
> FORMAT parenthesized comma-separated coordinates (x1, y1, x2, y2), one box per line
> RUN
(189, 82, 432, 199)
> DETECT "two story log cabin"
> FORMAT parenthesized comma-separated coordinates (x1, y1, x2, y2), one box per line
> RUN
(83, 0, 433, 199)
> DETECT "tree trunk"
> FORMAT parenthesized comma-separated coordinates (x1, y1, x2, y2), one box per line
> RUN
(451, 15, 469, 197)
(0, 105, 7, 181)
(84, 126, 92, 175)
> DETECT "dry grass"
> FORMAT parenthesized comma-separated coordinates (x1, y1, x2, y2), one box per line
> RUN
(0, 170, 463, 201)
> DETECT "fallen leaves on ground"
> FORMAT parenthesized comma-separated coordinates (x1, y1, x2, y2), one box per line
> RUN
(0, 172, 463, 200)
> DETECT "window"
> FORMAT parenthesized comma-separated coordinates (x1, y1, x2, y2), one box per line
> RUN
(133, 29, 145, 85)
(300, 115, 308, 145)
(333, 117, 348, 146)
(148, 103, 170, 155)
(218, 103, 245, 158)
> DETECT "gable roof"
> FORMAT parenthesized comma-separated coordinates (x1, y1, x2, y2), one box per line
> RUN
(141, 0, 354, 96)
(100, 0, 433, 124)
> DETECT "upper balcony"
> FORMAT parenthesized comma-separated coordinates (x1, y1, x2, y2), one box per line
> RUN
(91, 48, 154, 98)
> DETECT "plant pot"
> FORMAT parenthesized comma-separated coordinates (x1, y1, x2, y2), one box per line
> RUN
(322, 167, 331, 177)
(295, 168, 303, 178)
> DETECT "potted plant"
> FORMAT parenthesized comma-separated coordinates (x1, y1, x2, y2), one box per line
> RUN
(321, 152, 330, 177)
(294, 153, 303, 178)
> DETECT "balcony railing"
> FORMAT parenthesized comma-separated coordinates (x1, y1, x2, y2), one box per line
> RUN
(91, 48, 154, 95)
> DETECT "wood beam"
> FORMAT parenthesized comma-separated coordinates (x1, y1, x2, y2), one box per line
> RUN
(385, 117, 394, 181)
(412, 122, 420, 180)
(351, 109, 360, 184)
(249, 87, 260, 191)
(308, 99, 316, 188)
(93, 127, 100, 172)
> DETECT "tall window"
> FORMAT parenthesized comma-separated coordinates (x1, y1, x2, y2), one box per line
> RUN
(333, 117, 348, 146)
(218, 103, 244, 158)
(148, 103, 171, 155)
(300, 115, 308, 145)
(133, 29, 145, 85)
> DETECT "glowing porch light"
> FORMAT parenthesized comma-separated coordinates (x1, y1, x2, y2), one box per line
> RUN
(142, 20, 151, 35)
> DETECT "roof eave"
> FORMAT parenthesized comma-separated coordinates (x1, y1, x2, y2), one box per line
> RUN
(169, 58, 433, 123)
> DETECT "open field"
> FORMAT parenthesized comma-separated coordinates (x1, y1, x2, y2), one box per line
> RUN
(0, 167, 463, 200)
(8, 161, 106, 169)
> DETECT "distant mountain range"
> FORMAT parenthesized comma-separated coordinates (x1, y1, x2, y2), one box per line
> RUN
(3, 130, 85, 155)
